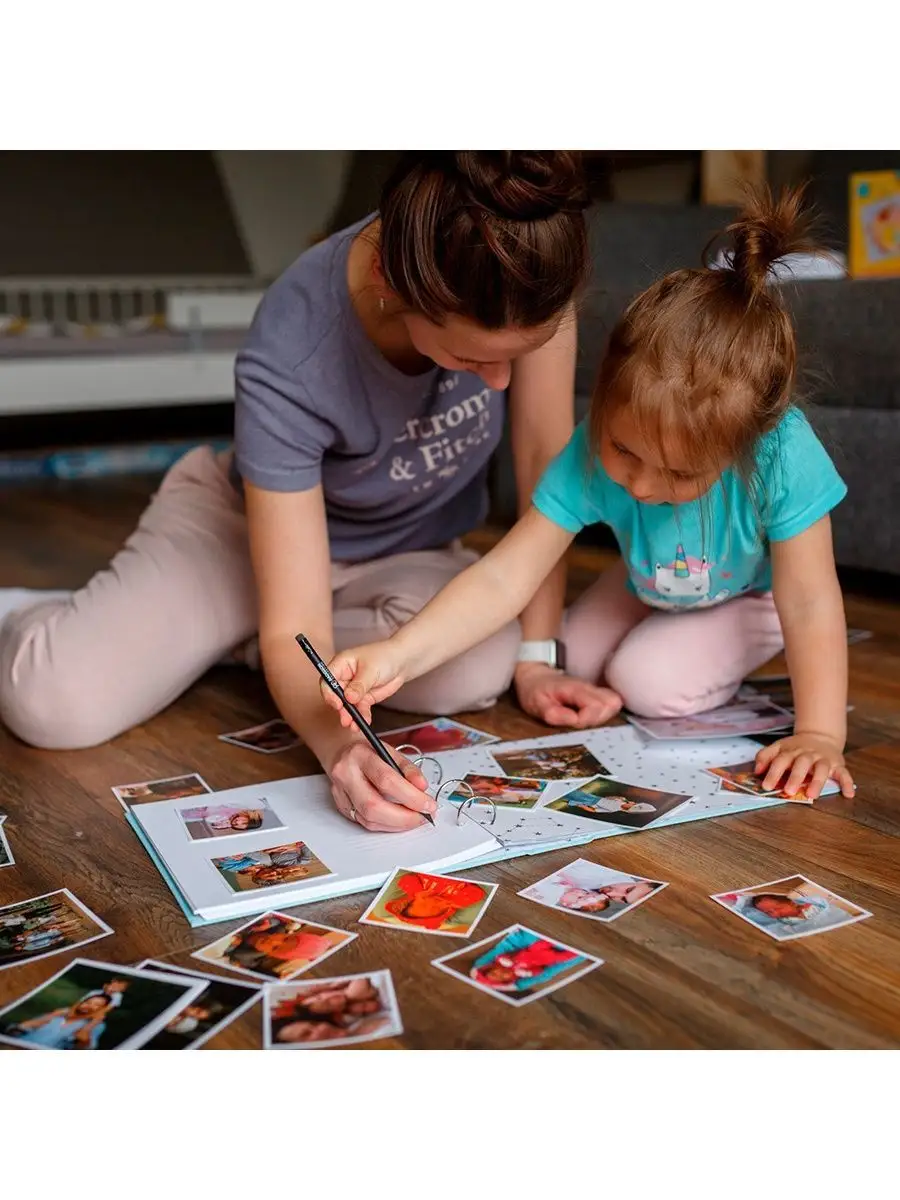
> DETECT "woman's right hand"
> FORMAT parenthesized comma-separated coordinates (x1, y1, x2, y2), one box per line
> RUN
(326, 738, 436, 832)
(323, 642, 408, 725)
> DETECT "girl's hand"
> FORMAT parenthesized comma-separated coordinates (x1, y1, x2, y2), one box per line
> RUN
(515, 663, 623, 728)
(755, 732, 855, 800)
(323, 643, 408, 725)
(327, 740, 436, 832)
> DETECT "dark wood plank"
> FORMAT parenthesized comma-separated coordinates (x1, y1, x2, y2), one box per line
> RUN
(1, 480, 898, 1049)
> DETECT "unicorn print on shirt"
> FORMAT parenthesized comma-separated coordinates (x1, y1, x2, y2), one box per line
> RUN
(637, 543, 731, 610)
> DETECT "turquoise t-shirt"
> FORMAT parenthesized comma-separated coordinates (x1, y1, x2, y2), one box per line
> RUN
(532, 408, 846, 611)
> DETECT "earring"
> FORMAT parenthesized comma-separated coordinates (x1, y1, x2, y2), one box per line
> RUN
(379, 296, 386, 313)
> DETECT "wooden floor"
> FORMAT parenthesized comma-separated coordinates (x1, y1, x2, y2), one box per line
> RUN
(1, 476, 899, 1050)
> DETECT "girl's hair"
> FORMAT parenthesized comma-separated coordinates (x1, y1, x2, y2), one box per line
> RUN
(589, 185, 821, 490)
(231, 811, 263, 830)
(378, 151, 590, 328)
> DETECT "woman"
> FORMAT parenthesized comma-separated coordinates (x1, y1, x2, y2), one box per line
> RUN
(8, 993, 112, 1049)
(0, 151, 613, 831)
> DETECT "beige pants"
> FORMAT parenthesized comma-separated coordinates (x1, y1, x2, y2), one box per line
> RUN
(0, 447, 520, 750)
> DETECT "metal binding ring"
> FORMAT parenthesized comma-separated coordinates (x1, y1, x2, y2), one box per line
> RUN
(392, 744, 444, 789)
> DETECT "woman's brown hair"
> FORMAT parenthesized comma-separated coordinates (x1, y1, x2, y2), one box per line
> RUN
(378, 151, 590, 329)
(589, 185, 821, 488)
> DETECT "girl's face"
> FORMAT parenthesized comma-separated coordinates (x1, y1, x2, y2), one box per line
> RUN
(401, 312, 556, 393)
(230, 814, 251, 830)
(600, 409, 723, 506)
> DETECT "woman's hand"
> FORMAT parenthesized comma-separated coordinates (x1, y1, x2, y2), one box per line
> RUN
(323, 642, 408, 726)
(326, 739, 436, 832)
(514, 662, 623, 728)
(755, 731, 855, 800)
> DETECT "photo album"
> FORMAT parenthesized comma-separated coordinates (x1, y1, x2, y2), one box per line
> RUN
(123, 716, 832, 927)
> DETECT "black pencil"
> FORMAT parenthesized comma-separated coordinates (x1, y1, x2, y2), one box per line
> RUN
(295, 634, 435, 826)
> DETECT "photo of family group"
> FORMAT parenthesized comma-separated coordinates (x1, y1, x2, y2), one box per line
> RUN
(264, 970, 403, 1048)
(193, 910, 356, 981)
(210, 840, 333, 893)
(0, 959, 204, 1050)
(113, 772, 212, 806)
(136, 961, 261, 1050)
(380, 717, 498, 754)
(360, 867, 498, 937)
(432, 924, 602, 1006)
(491, 743, 609, 782)
(548, 777, 690, 829)
(218, 718, 302, 754)
(178, 797, 286, 841)
(711, 875, 872, 941)
(519, 859, 668, 922)
(0, 889, 112, 970)
(447, 773, 548, 810)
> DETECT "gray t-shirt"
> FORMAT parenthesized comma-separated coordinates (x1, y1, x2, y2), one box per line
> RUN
(234, 218, 506, 562)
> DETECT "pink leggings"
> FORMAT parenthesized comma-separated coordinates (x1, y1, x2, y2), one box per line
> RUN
(0, 447, 520, 750)
(563, 557, 784, 716)
(0, 448, 784, 751)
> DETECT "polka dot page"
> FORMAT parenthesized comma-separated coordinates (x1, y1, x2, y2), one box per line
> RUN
(415, 724, 785, 850)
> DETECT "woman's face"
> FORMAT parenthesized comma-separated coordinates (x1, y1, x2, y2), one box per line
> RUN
(401, 312, 556, 392)
(74, 996, 109, 1016)
(230, 814, 251, 830)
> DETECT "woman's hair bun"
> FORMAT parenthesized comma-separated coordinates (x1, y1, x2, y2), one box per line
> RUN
(447, 151, 589, 221)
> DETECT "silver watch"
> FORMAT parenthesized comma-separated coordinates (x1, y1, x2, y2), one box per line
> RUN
(517, 638, 566, 670)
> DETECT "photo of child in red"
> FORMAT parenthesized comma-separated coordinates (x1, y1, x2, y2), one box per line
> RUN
(470, 927, 582, 994)
(384, 872, 488, 930)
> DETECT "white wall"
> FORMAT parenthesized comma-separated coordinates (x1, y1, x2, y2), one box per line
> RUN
(213, 151, 352, 278)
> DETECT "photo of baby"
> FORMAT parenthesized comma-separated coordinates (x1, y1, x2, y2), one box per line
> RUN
(547, 776, 691, 829)
(447, 773, 548, 810)
(519, 859, 668, 923)
(711, 875, 872, 941)
(264, 970, 402, 1049)
(359, 867, 497, 937)
(193, 910, 356, 982)
(432, 924, 602, 1006)
(491, 743, 608, 782)
(210, 840, 333, 893)
(112, 773, 212, 805)
(380, 717, 498, 754)
(628, 700, 793, 741)
(177, 797, 286, 840)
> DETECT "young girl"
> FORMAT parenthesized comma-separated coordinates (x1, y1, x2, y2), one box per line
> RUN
(325, 188, 854, 805)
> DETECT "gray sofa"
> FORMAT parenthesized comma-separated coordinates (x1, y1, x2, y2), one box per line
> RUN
(491, 202, 900, 577)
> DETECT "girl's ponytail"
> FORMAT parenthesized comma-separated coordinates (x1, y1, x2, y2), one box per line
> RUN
(716, 185, 820, 300)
